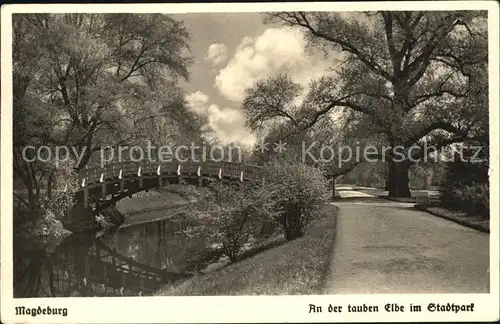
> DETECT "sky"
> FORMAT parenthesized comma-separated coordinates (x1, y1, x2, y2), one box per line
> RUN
(175, 13, 336, 147)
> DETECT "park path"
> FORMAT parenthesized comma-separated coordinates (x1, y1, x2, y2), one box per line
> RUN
(325, 196, 490, 294)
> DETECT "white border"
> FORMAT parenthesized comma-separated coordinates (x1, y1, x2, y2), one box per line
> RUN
(1, 2, 499, 323)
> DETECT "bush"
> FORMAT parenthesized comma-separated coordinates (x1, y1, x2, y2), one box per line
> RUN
(182, 182, 277, 262)
(452, 183, 490, 215)
(262, 161, 330, 241)
(14, 159, 78, 250)
(441, 146, 489, 214)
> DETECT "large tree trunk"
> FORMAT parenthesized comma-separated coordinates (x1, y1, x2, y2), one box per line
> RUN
(387, 160, 411, 197)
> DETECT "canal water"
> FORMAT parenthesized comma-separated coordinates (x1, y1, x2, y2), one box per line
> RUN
(13, 211, 218, 297)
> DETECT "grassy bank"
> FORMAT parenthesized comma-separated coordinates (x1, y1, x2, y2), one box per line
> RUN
(116, 189, 187, 215)
(415, 205, 489, 233)
(155, 204, 338, 296)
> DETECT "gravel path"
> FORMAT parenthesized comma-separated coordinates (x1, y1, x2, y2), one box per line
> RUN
(324, 200, 489, 293)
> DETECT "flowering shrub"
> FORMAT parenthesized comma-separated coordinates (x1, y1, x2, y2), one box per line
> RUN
(175, 161, 329, 261)
(181, 182, 277, 262)
(262, 161, 330, 240)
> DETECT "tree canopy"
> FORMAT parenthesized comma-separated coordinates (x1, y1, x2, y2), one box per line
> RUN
(243, 11, 488, 197)
(13, 13, 203, 211)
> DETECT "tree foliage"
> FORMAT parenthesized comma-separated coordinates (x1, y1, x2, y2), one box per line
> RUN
(13, 13, 201, 214)
(245, 11, 488, 197)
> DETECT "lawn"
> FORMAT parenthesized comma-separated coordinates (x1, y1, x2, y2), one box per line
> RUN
(415, 205, 489, 233)
(155, 204, 339, 296)
(115, 189, 190, 227)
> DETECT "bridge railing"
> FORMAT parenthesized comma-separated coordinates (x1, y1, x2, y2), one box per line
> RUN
(222, 161, 243, 179)
(78, 160, 263, 187)
(180, 161, 200, 175)
(243, 163, 261, 180)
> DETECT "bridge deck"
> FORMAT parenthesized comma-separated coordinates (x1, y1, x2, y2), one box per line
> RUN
(74, 161, 263, 210)
(79, 161, 262, 187)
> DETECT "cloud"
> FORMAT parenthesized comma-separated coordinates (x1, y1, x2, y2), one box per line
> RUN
(185, 91, 256, 147)
(205, 43, 228, 66)
(206, 104, 256, 147)
(215, 27, 334, 102)
(185, 91, 209, 115)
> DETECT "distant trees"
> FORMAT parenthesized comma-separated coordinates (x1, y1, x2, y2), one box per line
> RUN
(13, 14, 202, 214)
(244, 11, 488, 197)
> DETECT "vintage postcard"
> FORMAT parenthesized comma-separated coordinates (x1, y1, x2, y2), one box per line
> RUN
(1, 1, 499, 323)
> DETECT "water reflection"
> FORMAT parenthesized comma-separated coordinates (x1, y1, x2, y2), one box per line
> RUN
(14, 216, 216, 297)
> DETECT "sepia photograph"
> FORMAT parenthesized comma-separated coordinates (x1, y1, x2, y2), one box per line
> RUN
(1, 1, 499, 323)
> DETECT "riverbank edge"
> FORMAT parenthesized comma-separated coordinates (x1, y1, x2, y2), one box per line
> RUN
(155, 204, 339, 296)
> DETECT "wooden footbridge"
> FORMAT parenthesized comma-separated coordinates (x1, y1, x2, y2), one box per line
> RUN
(65, 160, 263, 231)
